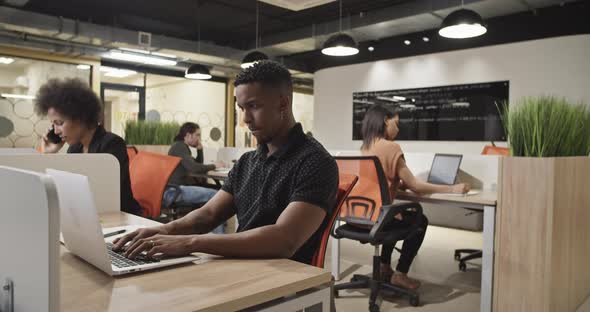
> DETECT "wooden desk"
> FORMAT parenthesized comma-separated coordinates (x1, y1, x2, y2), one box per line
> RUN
(61, 212, 332, 312)
(189, 170, 228, 188)
(330, 190, 497, 312)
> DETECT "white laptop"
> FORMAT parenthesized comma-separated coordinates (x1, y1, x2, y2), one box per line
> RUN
(46, 168, 199, 276)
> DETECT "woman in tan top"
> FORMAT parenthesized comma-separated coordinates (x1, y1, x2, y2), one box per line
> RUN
(361, 105, 469, 289)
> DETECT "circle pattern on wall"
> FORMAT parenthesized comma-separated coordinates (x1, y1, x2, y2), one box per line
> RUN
(13, 101, 35, 119)
(146, 109, 161, 121)
(0, 116, 15, 137)
(210, 127, 222, 142)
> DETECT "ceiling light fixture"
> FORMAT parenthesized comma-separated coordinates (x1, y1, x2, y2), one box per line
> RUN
(186, 0, 212, 80)
(1, 93, 35, 100)
(241, 1, 268, 68)
(368, 46, 374, 52)
(422, 36, 430, 42)
(100, 66, 137, 78)
(321, 0, 358, 56)
(439, 2, 487, 39)
(103, 51, 177, 66)
(404, 40, 411, 45)
(0, 57, 15, 64)
(185, 64, 212, 80)
(76, 64, 91, 70)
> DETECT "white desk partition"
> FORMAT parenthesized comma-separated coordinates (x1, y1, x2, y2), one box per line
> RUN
(217, 147, 254, 166)
(202, 147, 219, 164)
(0, 166, 60, 312)
(0, 154, 120, 213)
(0, 148, 38, 154)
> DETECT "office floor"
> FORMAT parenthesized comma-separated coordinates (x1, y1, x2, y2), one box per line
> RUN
(326, 225, 483, 312)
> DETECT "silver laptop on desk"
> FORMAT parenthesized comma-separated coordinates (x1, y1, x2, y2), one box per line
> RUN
(426, 154, 479, 196)
(46, 168, 199, 276)
(427, 154, 463, 185)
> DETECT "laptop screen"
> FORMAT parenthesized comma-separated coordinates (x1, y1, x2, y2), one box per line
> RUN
(427, 154, 463, 185)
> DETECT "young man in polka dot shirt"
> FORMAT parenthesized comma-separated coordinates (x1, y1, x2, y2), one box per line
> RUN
(114, 60, 339, 265)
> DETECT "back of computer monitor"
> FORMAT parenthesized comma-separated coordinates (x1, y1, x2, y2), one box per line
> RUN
(427, 154, 463, 185)
(0, 166, 60, 312)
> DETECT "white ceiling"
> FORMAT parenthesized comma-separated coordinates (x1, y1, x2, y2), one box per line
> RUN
(259, 0, 337, 11)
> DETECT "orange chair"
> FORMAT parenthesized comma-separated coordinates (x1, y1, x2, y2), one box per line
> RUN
(127, 145, 139, 163)
(333, 156, 423, 309)
(129, 151, 181, 218)
(481, 145, 509, 156)
(311, 173, 358, 268)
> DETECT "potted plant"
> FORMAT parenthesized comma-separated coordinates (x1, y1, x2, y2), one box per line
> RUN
(494, 96, 590, 311)
(124, 120, 179, 155)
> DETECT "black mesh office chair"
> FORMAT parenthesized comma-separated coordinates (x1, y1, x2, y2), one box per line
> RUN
(333, 156, 423, 311)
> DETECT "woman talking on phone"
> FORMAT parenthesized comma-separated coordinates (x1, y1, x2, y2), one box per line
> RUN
(34, 78, 141, 216)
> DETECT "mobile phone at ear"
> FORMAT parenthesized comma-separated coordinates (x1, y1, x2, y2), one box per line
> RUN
(47, 127, 63, 144)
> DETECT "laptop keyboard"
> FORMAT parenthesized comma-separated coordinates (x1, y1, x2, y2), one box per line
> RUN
(106, 243, 159, 268)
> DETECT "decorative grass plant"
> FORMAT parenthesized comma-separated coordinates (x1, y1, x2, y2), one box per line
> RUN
(124, 120, 180, 145)
(501, 96, 590, 157)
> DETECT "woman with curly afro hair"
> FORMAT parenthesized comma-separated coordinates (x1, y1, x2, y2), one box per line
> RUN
(35, 77, 141, 216)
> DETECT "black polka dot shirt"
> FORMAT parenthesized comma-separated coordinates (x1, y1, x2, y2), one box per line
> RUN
(222, 123, 339, 265)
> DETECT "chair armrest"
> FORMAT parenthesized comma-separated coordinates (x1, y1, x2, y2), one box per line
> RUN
(369, 201, 423, 240)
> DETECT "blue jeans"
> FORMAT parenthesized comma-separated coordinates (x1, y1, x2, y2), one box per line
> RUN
(163, 186, 225, 234)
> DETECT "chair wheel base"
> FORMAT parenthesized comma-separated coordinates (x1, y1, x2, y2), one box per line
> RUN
(369, 303, 380, 312)
(410, 295, 420, 307)
(459, 262, 467, 272)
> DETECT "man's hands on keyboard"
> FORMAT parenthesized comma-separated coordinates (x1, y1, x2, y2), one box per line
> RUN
(106, 243, 159, 268)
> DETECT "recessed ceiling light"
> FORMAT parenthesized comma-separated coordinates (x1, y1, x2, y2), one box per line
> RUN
(368, 46, 375, 52)
(422, 37, 430, 42)
(404, 40, 411, 45)
(0, 57, 15, 64)
(76, 64, 91, 70)
(1, 93, 35, 100)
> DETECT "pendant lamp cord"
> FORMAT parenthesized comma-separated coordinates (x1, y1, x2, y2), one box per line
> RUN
(256, 1, 259, 49)
(339, 0, 342, 32)
(197, 0, 201, 53)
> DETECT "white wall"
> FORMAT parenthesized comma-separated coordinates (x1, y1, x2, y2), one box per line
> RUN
(293, 92, 314, 134)
(314, 34, 590, 153)
(146, 77, 226, 148)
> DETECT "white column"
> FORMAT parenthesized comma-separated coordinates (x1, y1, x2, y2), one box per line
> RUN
(330, 220, 341, 280)
(481, 205, 496, 312)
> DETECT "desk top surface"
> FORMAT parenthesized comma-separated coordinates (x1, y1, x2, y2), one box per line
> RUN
(396, 189, 497, 207)
(205, 170, 229, 179)
(61, 212, 331, 312)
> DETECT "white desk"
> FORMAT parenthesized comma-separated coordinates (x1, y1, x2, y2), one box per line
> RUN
(330, 190, 497, 312)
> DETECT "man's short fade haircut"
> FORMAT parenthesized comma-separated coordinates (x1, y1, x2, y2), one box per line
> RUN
(234, 60, 292, 91)
(34, 78, 102, 127)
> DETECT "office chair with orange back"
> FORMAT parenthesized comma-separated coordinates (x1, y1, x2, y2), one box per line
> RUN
(481, 144, 509, 156)
(129, 151, 181, 218)
(126, 145, 139, 163)
(333, 156, 423, 310)
(311, 173, 358, 269)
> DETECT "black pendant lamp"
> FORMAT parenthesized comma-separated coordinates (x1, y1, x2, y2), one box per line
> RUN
(322, 33, 358, 56)
(439, 7, 487, 39)
(241, 1, 268, 68)
(185, 64, 212, 80)
(185, 0, 212, 80)
(321, 0, 358, 56)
